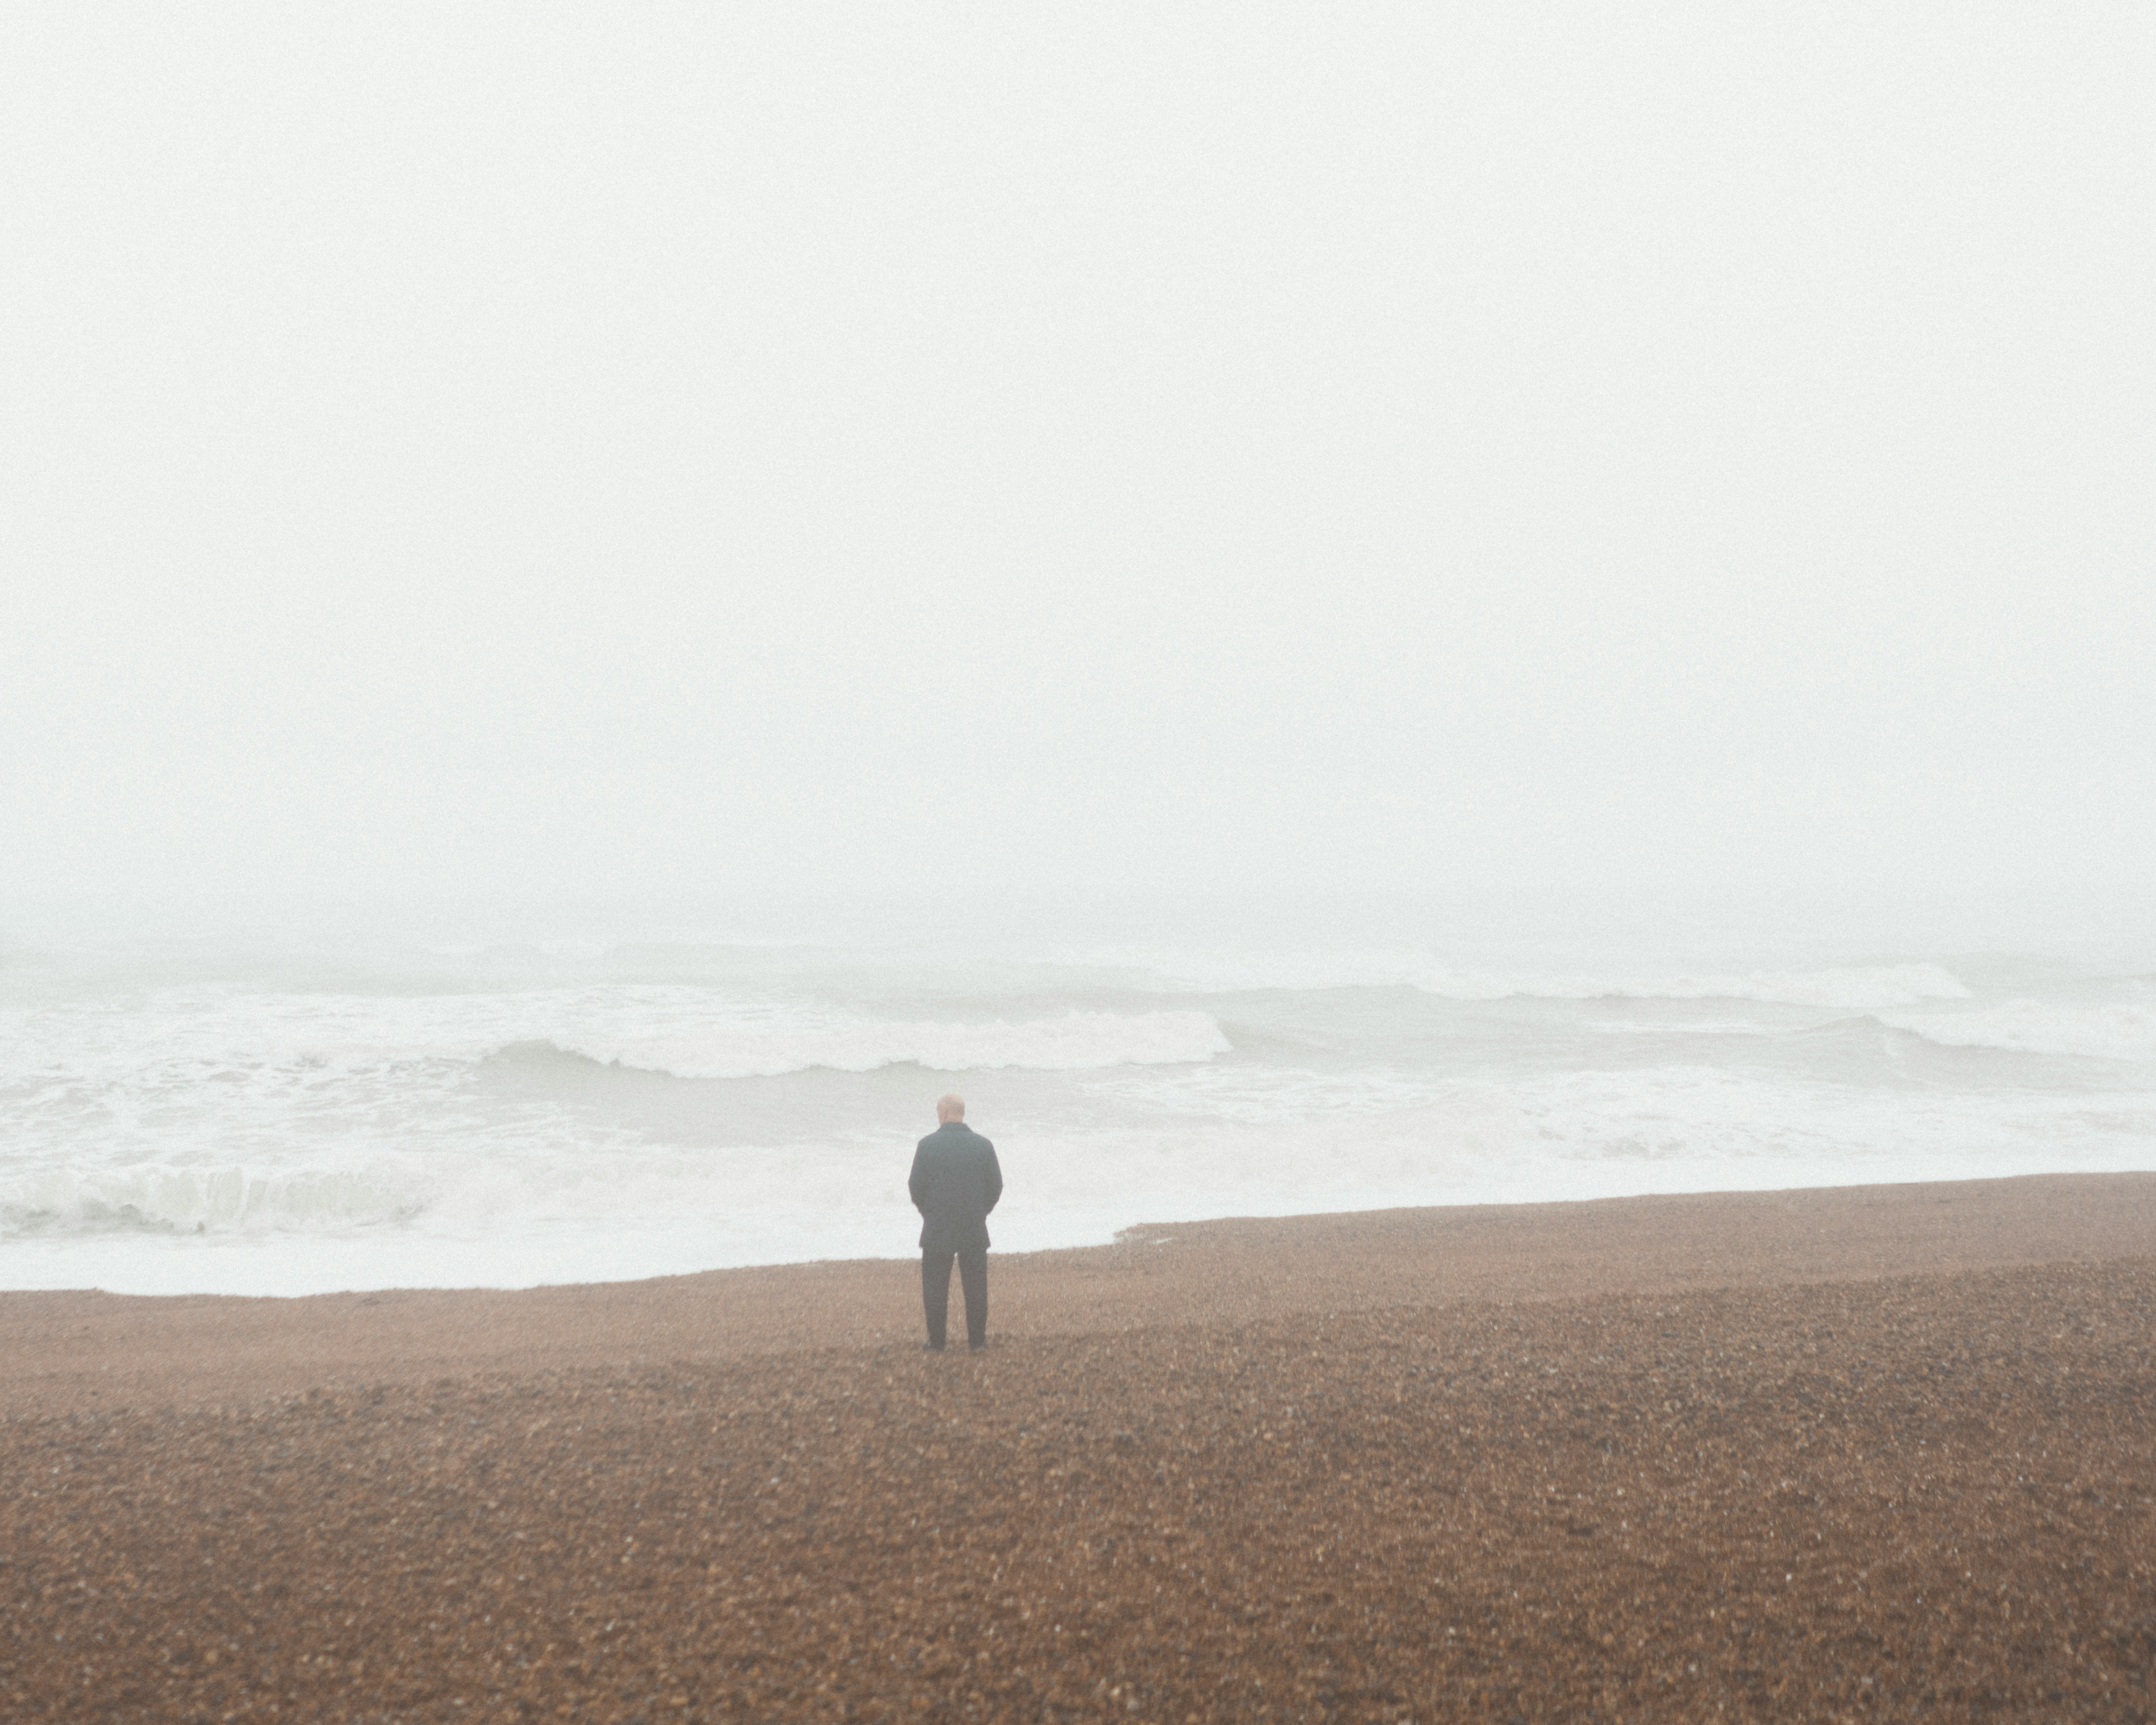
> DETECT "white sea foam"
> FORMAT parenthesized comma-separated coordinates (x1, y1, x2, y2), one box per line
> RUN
(2, 1163, 422, 1236)
(559, 1010, 1231, 1078)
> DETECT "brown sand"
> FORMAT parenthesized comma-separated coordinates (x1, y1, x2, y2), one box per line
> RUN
(4, 1173, 2153, 1721)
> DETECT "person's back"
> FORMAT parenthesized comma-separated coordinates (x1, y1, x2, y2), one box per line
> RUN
(910, 1121, 1001, 1252)
(908, 1094, 1002, 1350)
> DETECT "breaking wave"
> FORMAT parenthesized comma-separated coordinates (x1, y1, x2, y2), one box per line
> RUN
(1882, 999, 2156, 1064)
(549, 1009, 1232, 1078)
(2, 1164, 422, 1237)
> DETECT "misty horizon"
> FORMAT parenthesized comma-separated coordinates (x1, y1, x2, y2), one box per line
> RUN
(6, 8, 2151, 955)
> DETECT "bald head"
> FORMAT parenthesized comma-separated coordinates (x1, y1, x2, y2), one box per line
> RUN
(936, 1094, 966, 1124)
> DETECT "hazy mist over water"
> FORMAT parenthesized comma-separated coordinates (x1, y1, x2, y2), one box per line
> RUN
(4, 8, 2152, 1291)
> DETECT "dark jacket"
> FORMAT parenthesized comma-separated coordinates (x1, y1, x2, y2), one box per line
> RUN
(908, 1122, 1003, 1253)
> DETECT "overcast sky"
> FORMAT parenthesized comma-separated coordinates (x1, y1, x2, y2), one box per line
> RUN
(4, 6, 2151, 946)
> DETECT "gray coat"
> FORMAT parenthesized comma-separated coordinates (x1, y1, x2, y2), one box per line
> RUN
(907, 1122, 1003, 1253)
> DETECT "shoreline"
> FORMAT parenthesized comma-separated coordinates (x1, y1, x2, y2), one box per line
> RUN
(29, 1157, 2156, 1306)
(5, 1170, 2151, 1421)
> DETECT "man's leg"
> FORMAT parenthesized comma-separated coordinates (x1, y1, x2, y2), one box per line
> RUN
(921, 1249, 954, 1350)
(957, 1248, 988, 1350)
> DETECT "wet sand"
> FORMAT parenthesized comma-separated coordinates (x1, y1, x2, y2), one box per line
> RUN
(4, 1173, 2153, 1721)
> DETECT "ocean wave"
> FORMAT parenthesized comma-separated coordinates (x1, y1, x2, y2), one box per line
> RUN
(1585, 1020, 1777, 1037)
(1078, 947, 1974, 1010)
(1413, 962, 1970, 1011)
(4, 1087, 1515, 1245)
(550, 1010, 1232, 1078)
(2, 1143, 891, 1239)
(1, 1164, 423, 1236)
(8, 1061, 2150, 1262)
(1881, 1000, 2156, 1063)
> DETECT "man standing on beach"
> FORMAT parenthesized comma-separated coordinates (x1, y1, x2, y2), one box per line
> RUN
(909, 1094, 1003, 1352)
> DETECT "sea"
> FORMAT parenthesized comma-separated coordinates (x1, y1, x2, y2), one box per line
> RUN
(4, 918, 2152, 1297)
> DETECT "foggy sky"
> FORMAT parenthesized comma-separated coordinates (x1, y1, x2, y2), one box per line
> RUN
(5, 7, 2152, 945)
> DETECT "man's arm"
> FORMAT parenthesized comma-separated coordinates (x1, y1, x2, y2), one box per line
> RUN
(908, 1143, 930, 1212)
(982, 1143, 1003, 1215)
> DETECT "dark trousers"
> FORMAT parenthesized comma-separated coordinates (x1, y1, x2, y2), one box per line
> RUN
(921, 1247, 988, 1349)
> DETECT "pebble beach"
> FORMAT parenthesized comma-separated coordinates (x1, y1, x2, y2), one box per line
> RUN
(5, 1173, 2153, 1722)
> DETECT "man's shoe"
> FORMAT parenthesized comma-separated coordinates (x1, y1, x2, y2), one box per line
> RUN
(968, 1340, 987, 1352)
(923, 1342, 944, 1352)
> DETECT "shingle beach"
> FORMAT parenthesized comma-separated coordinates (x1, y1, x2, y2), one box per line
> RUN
(6, 1174, 2153, 1722)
